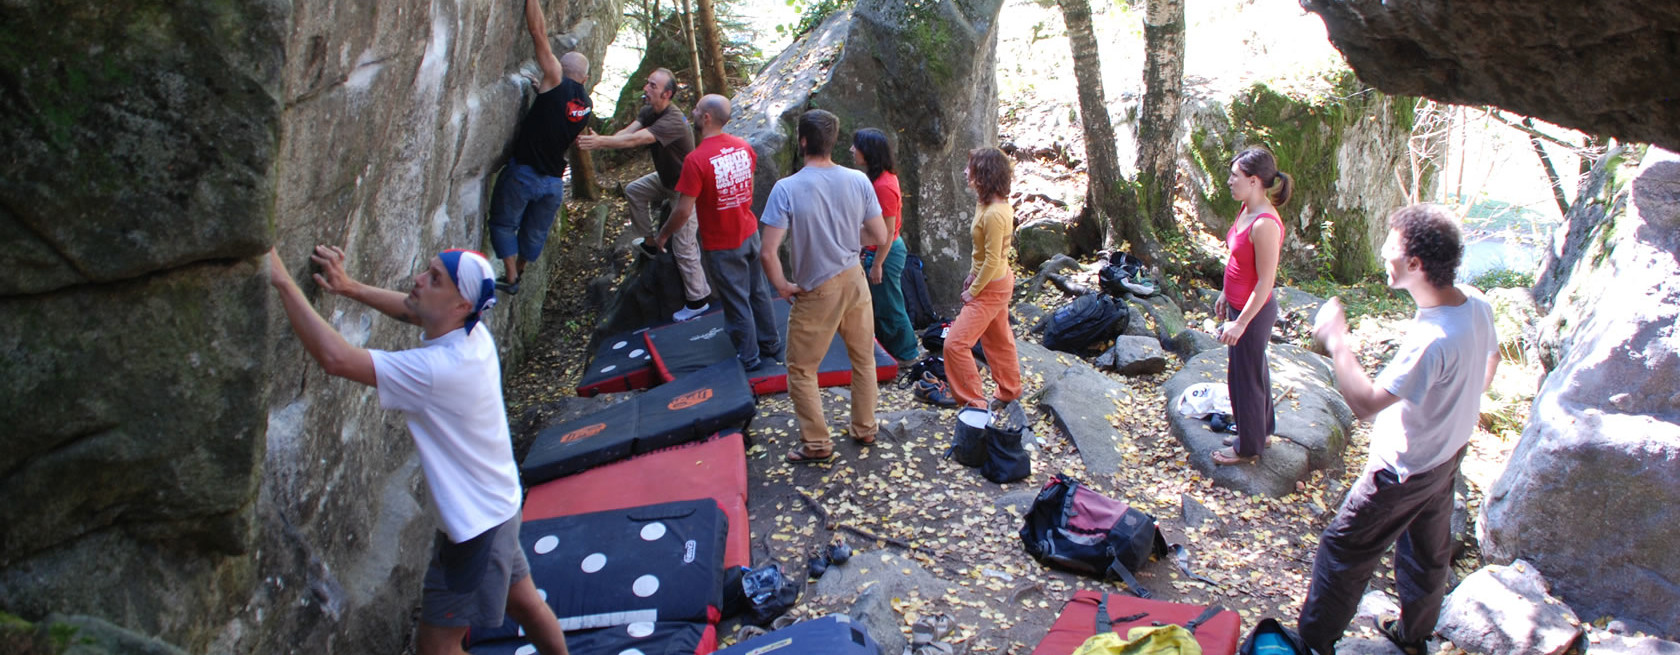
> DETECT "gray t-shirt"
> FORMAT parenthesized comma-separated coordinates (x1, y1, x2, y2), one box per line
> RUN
(1370, 286, 1499, 481)
(759, 164, 882, 291)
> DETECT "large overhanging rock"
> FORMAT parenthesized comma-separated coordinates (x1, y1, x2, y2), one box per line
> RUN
(728, 0, 1004, 311)
(0, 0, 622, 651)
(1301, 0, 1680, 152)
(1479, 148, 1680, 639)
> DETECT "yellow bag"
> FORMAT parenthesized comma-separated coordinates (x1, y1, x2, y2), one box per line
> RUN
(1072, 624, 1204, 655)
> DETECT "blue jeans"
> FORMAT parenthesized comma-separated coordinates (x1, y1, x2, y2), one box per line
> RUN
(701, 232, 782, 369)
(488, 158, 567, 263)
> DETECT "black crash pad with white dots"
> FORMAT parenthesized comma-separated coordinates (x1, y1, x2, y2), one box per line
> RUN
(644, 298, 897, 396)
(712, 615, 881, 655)
(522, 358, 755, 485)
(575, 327, 658, 397)
(469, 620, 716, 655)
(466, 499, 728, 647)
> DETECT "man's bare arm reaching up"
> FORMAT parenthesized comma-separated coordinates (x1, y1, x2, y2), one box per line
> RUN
(525, 0, 565, 92)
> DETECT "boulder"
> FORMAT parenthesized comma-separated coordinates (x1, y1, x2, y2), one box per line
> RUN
(1589, 634, 1680, 655)
(1095, 335, 1168, 376)
(0, 0, 624, 651)
(1015, 339, 1073, 387)
(1038, 359, 1133, 477)
(1302, 0, 1680, 153)
(1120, 300, 1154, 339)
(847, 586, 907, 655)
(811, 549, 959, 601)
(878, 409, 946, 443)
(727, 0, 1005, 311)
(1132, 294, 1188, 344)
(1170, 328, 1224, 358)
(1013, 302, 1049, 335)
(1015, 218, 1069, 270)
(1480, 150, 1680, 639)
(1436, 560, 1584, 655)
(1273, 286, 1327, 333)
(1161, 344, 1354, 497)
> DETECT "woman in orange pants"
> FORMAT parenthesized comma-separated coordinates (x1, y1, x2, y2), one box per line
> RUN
(944, 147, 1021, 412)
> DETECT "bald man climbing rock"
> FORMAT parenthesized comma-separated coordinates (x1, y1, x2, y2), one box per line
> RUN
(489, 0, 593, 295)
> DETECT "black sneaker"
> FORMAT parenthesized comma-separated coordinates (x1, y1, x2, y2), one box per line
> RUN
(495, 277, 520, 295)
(912, 372, 959, 407)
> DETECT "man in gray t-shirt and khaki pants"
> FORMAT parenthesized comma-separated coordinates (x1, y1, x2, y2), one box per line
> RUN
(760, 110, 890, 464)
(1300, 204, 1500, 655)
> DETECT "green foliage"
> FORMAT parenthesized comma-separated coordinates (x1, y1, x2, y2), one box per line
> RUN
(777, 0, 854, 39)
(1294, 277, 1412, 321)
(1468, 267, 1536, 291)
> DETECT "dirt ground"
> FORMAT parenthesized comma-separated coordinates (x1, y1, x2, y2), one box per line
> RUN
(501, 147, 1534, 653)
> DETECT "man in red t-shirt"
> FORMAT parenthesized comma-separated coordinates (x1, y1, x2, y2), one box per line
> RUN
(657, 94, 784, 370)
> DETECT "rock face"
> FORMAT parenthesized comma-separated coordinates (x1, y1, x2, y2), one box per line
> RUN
(1015, 218, 1070, 271)
(0, 0, 621, 651)
(1161, 345, 1354, 497)
(1302, 0, 1680, 153)
(728, 0, 1005, 311)
(1436, 561, 1584, 655)
(1182, 77, 1426, 282)
(1480, 149, 1680, 639)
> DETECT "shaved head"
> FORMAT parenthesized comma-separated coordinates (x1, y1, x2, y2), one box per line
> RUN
(696, 94, 731, 126)
(560, 52, 589, 82)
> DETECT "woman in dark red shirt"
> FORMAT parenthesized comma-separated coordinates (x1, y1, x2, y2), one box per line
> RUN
(851, 128, 919, 363)
(1212, 147, 1293, 465)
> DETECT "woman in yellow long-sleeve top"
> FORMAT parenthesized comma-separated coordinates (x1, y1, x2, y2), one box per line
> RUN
(944, 147, 1021, 411)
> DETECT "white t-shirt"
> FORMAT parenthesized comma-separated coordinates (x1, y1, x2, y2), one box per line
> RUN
(1370, 286, 1499, 481)
(371, 325, 522, 543)
(759, 164, 881, 291)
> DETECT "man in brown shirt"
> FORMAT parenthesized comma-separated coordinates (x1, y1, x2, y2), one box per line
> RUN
(578, 67, 711, 321)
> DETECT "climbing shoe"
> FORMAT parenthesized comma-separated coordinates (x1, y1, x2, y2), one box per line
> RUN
(913, 372, 959, 407)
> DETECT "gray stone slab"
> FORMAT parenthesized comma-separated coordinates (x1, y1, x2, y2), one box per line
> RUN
(1161, 344, 1353, 497)
(1039, 361, 1133, 477)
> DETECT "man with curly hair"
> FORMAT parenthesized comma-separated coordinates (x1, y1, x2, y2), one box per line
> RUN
(1298, 203, 1500, 655)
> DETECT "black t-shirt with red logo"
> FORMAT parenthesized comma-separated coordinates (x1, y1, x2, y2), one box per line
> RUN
(513, 77, 593, 178)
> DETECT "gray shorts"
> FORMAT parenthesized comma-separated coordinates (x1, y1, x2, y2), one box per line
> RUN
(421, 513, 530, 628)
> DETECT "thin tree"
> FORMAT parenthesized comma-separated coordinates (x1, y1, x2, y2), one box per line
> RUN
(679, 0, 704, 95)
(694, 0, 728, 97)
(1056, 0, 1157, 261)
(1137, 0, 1184, 235)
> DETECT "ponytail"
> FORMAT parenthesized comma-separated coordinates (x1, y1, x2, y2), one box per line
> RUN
(1271, 171, 1293, 208)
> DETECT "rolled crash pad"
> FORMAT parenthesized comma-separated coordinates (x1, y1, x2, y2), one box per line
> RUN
(523, 358, 755, 485)
(645, 298, 897, 396)
(467, 500, 728, 647)
(524, 431, 751, 569)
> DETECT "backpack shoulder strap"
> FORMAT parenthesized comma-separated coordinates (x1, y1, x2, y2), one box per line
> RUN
(1093, 592, 1112, 635)
(1106, 559, 1153, 599)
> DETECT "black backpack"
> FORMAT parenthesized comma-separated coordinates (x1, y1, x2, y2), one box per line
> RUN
(901, 253, 938, 329)
(1239, 618, 1311, 655)
(1019, 475, 1168, 597)
(1042, 293, 1128, 353)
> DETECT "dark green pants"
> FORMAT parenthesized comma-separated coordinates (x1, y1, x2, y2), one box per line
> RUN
(862, 237, 918, 361)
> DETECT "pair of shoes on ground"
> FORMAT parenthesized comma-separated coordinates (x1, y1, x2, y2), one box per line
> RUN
(805, 540, 853, 579)
(673, 302, 710, 322)
(912, 372, 959, 407)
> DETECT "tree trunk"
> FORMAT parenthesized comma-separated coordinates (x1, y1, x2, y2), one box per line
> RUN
(694, 0, 728, 97)
(1532, 144, 1626, 310)
(568, 143, 601, 201)
(1056, 0, 1156, 261)
(679, 0, 704, 96)
(1137, 0, 1185, 236)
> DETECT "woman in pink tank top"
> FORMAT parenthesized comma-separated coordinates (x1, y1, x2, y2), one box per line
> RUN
(1212, 147, 1293, 465)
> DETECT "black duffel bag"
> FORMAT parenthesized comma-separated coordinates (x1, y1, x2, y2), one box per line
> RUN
(1019, 474, 1168, 597)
